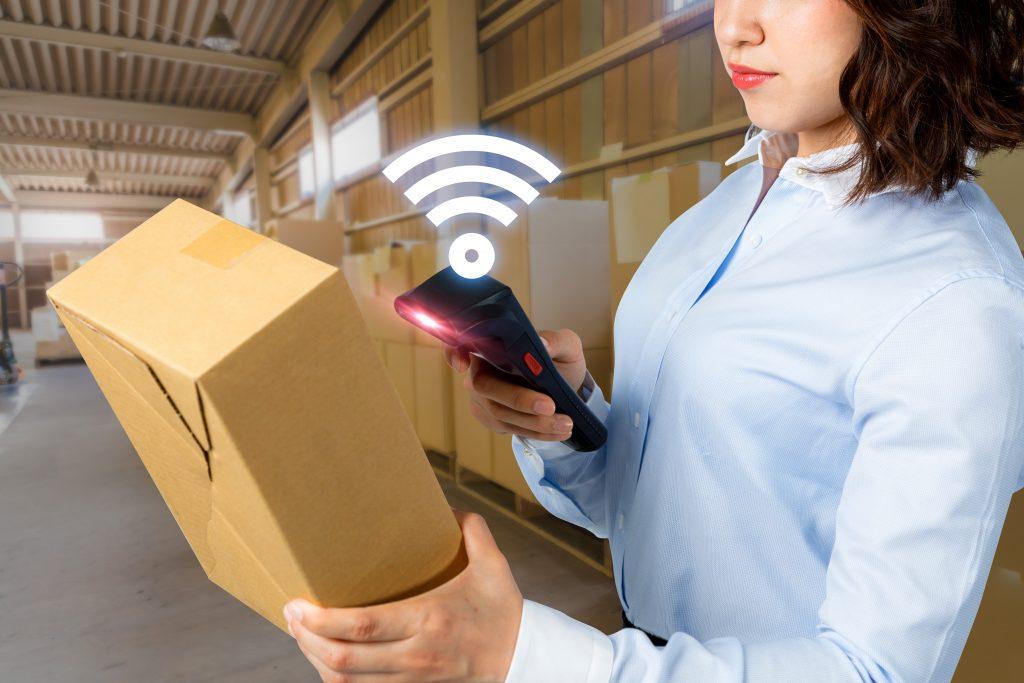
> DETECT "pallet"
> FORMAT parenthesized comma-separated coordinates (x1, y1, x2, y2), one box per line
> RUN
(35, 354, 83, 366)
(425, 449, 456, 480)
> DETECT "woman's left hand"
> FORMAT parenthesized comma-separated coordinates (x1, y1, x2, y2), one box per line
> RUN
(284, 509, 523, 682)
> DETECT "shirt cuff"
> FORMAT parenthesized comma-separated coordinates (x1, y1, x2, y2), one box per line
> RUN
(504, 599, 614, 683)
(514, 378, 610, 459)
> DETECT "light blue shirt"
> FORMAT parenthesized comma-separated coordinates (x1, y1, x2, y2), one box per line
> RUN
(505, 127, 1024, 682)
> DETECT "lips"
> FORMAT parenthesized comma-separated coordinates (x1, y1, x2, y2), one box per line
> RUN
(727, 61, 778, 91)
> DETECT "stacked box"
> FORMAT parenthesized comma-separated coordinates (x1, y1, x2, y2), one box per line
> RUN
(609, 162, 722, 318)
(486, 198, 615, 497)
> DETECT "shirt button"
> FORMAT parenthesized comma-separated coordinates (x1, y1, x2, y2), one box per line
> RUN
(616, 512, 625, 530)
(633, 411, 641, 428)
(796, 167, 807, 175)
(750, 234, 763, 249)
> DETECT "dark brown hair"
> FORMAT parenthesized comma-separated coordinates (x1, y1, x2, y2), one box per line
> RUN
(819, 0, 1024, 205)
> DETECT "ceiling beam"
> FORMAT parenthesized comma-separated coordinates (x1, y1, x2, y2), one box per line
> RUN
(0, 135, 231, 162)
(12, 191, 172, 211)
(0, 168, 215, 187)
(0, 89, 256, 135)
(0, 19, 286, 77)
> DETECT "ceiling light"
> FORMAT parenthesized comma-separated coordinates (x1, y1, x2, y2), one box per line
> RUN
(203, 11, 241, 53)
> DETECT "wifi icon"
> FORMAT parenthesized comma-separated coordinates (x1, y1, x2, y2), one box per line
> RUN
(382, 134, 560, 279)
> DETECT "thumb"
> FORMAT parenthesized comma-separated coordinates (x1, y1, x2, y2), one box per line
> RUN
(453, 510, 501, 564)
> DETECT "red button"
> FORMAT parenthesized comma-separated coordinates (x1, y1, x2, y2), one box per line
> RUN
(523, 352, 543, 376)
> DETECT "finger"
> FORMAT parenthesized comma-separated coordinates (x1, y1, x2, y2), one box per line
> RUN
(467, 355, 555, 415)
(467, 395, 571, 440)
(484, 397, 573, 436)
(466, 394, 509, 434)
(291, 618, 407, 675)
(537, 328, 582, 363)
(443, 345, 468, 372)
(286, 599, 419, 642)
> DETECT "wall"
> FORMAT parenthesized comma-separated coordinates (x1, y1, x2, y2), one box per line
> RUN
(256, 0, 743, 256)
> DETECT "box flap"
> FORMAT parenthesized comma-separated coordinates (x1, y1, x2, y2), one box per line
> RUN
(57, 308, 216, 572)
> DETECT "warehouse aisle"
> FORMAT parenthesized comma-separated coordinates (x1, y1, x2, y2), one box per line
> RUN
(0, 333, 621, 682)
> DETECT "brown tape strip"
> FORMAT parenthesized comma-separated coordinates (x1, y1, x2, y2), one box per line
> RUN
(181, 219, 262, 269)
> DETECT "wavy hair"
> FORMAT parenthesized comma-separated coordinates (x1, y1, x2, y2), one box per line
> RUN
(815, 0, 1024, 205)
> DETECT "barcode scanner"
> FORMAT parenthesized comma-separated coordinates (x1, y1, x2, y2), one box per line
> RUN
(394, 266, 607, 452)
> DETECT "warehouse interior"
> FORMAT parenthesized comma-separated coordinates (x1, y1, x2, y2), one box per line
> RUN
(1, 1, 1023, 680)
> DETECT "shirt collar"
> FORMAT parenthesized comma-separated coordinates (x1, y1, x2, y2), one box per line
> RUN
(724, 126, 980, 210)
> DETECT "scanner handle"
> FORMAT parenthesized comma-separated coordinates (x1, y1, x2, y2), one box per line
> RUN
(465, 303, 607, 452)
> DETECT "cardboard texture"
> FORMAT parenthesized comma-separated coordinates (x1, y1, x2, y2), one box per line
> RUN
(384, 341, 417, 428)
(414, 346, 455, 454)
(609, 162, 722, 318)
(273, 218, 346, 267)
(46, 200, 466, 633)
(451, 366, 493, 478)
(490, 198, 612, 349)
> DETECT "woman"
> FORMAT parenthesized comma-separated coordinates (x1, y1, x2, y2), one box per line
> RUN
(284, 1, 1024, 680)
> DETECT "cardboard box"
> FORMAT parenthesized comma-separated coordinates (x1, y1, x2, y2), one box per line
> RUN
(30, 306, 61, 343)
(364, 242, 415, 344)
(35, 333, 80, 362)
(584, 347, 614, 400)
(491, 433, 539, 503)
(46, 200, 466, 632)
(409, 240, 451, 347)
(414, 345, 455, 453)
(451, 366, 493, 478)
(341, 252, 377, 302)
(51, 249, 100, 274)
(384, 341, 417, 428)
(489, 198, 613, 349)
(272, 218, 346, 267)
(609, 162, 722, 317)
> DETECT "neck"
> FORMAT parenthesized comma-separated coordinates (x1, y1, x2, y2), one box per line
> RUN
(796, 116, 856, 157)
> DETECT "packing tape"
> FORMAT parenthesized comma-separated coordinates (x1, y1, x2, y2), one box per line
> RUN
(181, 219, 263, 269)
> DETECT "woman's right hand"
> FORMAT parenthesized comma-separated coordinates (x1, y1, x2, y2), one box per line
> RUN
(444, 328, 588, 442)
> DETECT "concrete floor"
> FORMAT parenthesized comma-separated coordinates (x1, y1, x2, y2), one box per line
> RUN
(0, 331, 621, 681)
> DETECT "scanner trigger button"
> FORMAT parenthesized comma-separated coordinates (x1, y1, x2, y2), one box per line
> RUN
(523, 352, 543, 376)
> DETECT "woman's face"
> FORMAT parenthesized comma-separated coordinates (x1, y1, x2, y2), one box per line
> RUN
(714, 0, 863, 135)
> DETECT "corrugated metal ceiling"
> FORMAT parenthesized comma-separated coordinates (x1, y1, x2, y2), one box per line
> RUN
(0, 0, 330, 203)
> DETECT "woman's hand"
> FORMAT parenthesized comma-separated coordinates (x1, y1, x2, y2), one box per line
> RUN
(284, 510, 523, 682)
(444, 328, 587, 442)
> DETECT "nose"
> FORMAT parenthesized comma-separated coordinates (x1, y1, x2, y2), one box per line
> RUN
(715, 0, 765, 50)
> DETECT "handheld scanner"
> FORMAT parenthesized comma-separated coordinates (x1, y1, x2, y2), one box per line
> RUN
(393, 266, 607, 452)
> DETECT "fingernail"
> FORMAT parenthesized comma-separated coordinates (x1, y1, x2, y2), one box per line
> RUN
(556, 417, 573, 431)
(285, 602, 303, 625)
(541, 338, 550, 349)
(534, 399, 553, 415)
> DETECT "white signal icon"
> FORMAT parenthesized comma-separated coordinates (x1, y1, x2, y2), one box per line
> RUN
(382, 134, 560, 278)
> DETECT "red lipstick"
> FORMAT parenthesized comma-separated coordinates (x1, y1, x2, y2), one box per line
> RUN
(728, 62, 778, 90)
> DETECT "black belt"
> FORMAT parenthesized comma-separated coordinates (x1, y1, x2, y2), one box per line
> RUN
(620, 609, 668, 647)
